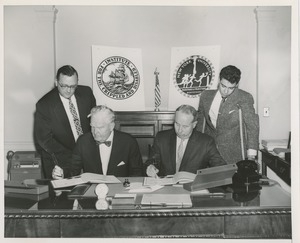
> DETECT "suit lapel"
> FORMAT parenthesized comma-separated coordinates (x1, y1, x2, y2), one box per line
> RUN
(87, 136, 103, 174)
(107, 131, 119, 174)
(74, 88, 86, 129)
(52, 90, 75, 143)
(205, 90, 218, 131)
(169, 131, 177, 173)
(179, 131, 196, 170)
(221, 89, 239, 114)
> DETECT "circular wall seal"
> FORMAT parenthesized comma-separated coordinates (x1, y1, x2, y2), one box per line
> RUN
(96, 56, 140, 100)
(173, 55, 215, 98)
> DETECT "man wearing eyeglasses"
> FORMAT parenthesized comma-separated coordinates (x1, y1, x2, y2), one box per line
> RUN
(34, 65, 96, 179)
(196, 65, 259, 165)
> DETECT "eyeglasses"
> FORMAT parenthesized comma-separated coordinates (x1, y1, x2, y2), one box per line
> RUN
(58, 82, 78, 90)
(220, 82, 237, 91)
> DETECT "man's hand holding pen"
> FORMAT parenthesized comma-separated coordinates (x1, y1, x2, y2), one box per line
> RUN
(146, 164, 159, 178)
(52, 165, 64, 180)
(51, 153, 64, 180)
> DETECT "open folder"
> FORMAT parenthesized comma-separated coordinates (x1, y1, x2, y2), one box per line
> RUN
(143, 171, 196, 186)
(51, 173, 121, 189)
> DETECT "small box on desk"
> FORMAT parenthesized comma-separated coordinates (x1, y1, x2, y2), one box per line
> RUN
(5, 180, 49, 195)
(261, 139, 289, 152)
(5, 180, 49, 202)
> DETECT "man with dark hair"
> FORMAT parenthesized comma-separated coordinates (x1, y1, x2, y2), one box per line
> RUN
(146, 104, 225, 177)
(196, 65, 259, 164)
(34, 65, 96, 179)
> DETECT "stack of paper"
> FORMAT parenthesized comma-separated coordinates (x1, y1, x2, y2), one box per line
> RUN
(5, 180, 48, 195)
(51, 173, 121, 189)
(261, 139, 289, 152)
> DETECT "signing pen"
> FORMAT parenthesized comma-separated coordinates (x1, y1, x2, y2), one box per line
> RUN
(51, 153, 59, 166)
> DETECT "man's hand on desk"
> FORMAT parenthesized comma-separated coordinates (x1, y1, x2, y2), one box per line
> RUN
(52, 165, 64, 180)
(146, 164, 159, 178)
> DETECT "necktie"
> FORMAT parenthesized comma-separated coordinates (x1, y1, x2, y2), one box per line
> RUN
(176, 139, 184, 172)
(218, 97, 226, 115)
(96, 141, 112, 147)
(69, 98, 83, 136)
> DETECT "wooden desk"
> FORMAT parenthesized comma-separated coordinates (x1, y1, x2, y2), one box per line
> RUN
(5, 178, 291, 238)
(260, 149, 291, 186)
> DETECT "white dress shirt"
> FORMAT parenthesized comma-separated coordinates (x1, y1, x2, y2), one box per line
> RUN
(98, 131, 114, 175)
(209, 90, 223, 128)
(59, 94, 81, 141)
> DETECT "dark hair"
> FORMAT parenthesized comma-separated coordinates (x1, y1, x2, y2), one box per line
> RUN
(219, 65, 241, 84)
(56, 65, 78, 81)
(176, 104, 198, 122)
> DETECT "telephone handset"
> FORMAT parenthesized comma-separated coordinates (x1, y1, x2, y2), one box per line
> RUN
(232, 159, 261, 186)
(236, 160, 258, 176)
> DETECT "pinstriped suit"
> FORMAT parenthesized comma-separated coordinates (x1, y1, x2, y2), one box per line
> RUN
(196, 89, 259, 164)
(34, 86, 96, 178)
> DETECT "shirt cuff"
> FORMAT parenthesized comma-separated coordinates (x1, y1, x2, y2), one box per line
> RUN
(247, 149, 257, 157)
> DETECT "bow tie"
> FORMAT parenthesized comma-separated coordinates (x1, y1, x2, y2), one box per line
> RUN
(95, 140, 111, 147)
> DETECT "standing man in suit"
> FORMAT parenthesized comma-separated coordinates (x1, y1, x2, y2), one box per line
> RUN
(146, 104, 226, 177)
(196, 65, 259, 164)
(34, 65, 96, 179)
(52, 105, 144, 178)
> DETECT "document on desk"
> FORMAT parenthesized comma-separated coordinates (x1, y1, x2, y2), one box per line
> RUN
(141, 194, 192, 208)
(51, 173, 121, 189)
(143, 171, 196, 186)
(126, 182, 163, 193)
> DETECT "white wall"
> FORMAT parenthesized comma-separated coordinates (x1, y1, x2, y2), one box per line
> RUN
(4, 6, 57, 176)
(256, 6, 291, 141)
(3, 5, 292, 180)
(55, 6, 258, 111)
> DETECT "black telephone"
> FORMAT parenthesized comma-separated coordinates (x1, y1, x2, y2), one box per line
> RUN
(232, 159, 261, 186)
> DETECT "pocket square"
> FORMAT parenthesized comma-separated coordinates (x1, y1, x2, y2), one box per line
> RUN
(117, 161, 125, 166)
(229, 110, 236, 114)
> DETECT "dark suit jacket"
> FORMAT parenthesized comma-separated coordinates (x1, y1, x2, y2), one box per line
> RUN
(146, 129, 226, 176)
(196, 89, 259, 164)
(34, 85, 96, 178)
(71, 130, 144, 177)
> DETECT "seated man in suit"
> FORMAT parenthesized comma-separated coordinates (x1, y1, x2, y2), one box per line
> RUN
(146, 104, 226, 177)
(52, 105, 144, 179)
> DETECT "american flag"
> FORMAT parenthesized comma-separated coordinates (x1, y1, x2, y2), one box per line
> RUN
(154, 68, 161, 110)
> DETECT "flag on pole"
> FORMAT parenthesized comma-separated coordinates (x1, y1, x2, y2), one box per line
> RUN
(154, 68, 161, 111)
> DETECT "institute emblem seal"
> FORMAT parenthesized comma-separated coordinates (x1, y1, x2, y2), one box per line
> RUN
(174, 55, 215, 98)
(96, 56, 140, 100)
